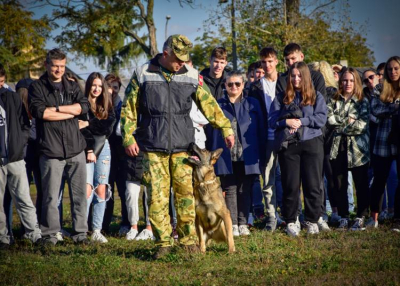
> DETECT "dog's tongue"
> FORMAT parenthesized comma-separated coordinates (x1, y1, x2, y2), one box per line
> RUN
(190, 155, 200, 161)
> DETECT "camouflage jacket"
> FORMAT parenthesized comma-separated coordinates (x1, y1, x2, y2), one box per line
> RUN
(327, 94, 370, 168)
(121, 55, 233, 152)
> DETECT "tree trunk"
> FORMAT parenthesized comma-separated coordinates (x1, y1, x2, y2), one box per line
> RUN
(146, 0, 159, 57)
(231, 0, 238, 70)
(285, 0, 300, 26)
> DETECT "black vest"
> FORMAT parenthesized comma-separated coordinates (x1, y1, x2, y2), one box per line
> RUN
(136, 57, 199, 153)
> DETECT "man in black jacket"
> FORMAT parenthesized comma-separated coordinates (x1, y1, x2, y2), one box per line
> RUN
(29, 49, 90, 245)
(0, 64, 42, 249)
(276, 43, 327, 100)
(200, 47, 228, 100)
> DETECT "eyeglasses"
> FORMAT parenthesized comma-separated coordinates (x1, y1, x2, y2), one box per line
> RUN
(363, 74, 375, 84)
(227, 82, 242, 88)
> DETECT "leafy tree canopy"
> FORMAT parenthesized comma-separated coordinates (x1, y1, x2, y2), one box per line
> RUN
(0, 0, 51, 81)
(192, 0, 375, 72)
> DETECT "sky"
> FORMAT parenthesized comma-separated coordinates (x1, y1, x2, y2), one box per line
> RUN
(27, 0, 400, 78)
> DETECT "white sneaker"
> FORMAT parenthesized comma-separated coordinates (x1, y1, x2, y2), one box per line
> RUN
(350, 217, 365, 231)
(91, 230, 108, 243)
(337, 218, 348, 230)
(295, 216, 301, 230)
(135, 229, 155, 241)
(126, 228, 138, 241)
(238, 225, 250, 236)
(232, 225, 239, 237)
(286, 222, 300, 237)
(365, 217, 378, 229)
(317, 217, 331, 232)
(305, 221, 319, 234)
(55, 231, 64, 242)
(119, 226, 131, 236)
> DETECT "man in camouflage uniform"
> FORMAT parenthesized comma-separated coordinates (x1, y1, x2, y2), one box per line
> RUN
(121, 35, 234, 258)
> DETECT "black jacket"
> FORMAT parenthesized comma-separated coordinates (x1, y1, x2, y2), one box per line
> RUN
(200, 68, 227, 100)
(273, 101, 304, 152)
(0, 87, 30, 163)
(247, 79, 268, 124)
(29, 73, 90, 159)
(276, 68, 327, 101)
(79, 107, 116, 152)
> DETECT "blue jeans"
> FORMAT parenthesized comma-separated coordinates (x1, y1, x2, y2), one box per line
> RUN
(347, 171, 355, 212)
(382, 160, 398, 210)
(86, 140, 111, 231)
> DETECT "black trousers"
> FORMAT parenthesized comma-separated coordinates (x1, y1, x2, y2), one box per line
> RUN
(370, 154, 400, 218)
(330, 147, 369, 218)
(219, 162, 257, 226)
(279, 136, 324, 224)
(102, 144, 130, 232)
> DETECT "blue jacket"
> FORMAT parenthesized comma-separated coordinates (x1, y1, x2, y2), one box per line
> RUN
(270, 91, 327, 142)
(206, 92, 266, 175)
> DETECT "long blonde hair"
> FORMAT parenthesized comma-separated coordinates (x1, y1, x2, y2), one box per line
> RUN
(284, 62, 316, 106)
(309, 61, 338, 88)
(333, 68, 363, 101)
(380, 56, 400, 103)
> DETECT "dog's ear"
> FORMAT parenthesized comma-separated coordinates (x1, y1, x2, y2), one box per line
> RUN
(210, 148, 223, 165)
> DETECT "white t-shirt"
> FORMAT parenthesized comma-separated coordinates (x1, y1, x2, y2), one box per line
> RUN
(261, 77, 277, 140)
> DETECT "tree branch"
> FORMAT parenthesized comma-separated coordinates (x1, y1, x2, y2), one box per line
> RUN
(307, 0, 338, 17)
(122, 27, 150, 55)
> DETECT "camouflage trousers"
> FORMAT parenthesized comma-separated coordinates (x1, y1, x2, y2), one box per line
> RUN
(142, 151, 197, 247)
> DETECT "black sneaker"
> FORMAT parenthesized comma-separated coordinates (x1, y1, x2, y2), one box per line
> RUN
(0, 242, 10, 250)
(153, 246, 172, 260)
(264, 216, 277, 232)
(75, 237, 90, 245)
(38, 237, 57, 247)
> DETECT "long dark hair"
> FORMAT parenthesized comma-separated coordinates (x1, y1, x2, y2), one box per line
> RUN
(85, 72, 112, 119)
(284, 61, 316, 106)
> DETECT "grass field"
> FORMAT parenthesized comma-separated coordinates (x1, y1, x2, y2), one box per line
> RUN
(1, 187, 400, 285)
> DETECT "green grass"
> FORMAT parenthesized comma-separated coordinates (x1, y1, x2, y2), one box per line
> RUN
(1, 187, 400, 285)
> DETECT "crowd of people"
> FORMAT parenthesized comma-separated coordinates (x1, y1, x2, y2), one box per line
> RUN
(0, 33, 399, 258)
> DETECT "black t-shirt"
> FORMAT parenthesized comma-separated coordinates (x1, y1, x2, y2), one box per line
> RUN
(0, 96, 7, 158)
(52, 81, 65, 104)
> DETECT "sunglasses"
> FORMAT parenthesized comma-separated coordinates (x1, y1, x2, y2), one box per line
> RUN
(227, 82, 242, 88)
(363, 74, 375, 84)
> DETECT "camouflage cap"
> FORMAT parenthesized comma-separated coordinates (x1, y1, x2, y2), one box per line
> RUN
(164, 34, 193, 62)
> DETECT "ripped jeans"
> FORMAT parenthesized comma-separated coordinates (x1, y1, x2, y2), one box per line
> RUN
(86, 140, 111, 231)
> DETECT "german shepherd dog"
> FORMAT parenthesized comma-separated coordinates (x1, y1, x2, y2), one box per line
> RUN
(188, 144, 235, 253)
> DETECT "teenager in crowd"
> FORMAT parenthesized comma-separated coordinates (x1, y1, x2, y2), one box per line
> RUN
(369, 56, 400, 231)
(327, 68, 370, 230)
(80, 72, 115, 243)
(270, 61, 327, 236)
(376, 63, 386, 85)
(362, 69, 397, 222)
(206, 71, 265, 236)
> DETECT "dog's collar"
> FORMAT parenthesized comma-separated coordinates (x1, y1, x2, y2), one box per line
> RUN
(200, 177, 217, 186)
